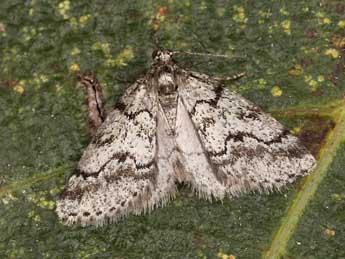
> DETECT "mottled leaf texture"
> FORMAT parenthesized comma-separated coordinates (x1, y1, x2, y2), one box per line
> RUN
(56, 50, 316, 226)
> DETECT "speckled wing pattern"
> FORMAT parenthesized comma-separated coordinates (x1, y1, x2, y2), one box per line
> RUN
(176, 71, 316, 198)
(56, 81, 177, 226)
(56, 50, 316, 226)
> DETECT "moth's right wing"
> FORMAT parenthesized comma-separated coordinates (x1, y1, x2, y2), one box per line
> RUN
(175, 71, 316, 199)
(56, 81, 177, 226)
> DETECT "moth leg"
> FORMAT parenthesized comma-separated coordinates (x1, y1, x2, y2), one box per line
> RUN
(113, 75, 132, 84)
(78, 73, 106, 135)
(212, 72, 246, 81)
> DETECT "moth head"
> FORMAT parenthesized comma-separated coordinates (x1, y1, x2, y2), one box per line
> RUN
(152, 49, 173, 63)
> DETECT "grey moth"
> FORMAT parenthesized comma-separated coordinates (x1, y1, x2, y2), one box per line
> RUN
(56, 49, 316, 226)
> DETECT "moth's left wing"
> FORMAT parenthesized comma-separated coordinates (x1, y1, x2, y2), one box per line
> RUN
(176, 71, 316, 198)
(56, 82, 177, 226)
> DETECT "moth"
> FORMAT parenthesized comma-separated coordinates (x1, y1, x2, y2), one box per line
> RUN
(56, 49, 316, 226)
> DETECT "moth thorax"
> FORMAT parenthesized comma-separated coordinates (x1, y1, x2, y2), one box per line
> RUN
(158, 73, 176, 95)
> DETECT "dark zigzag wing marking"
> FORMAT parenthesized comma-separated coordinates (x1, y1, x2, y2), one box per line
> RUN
(56, 82, 176, 226)
(178, 71, 316, 196)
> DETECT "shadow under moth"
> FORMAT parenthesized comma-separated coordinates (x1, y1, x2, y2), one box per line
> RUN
(56, 50, 316, 226)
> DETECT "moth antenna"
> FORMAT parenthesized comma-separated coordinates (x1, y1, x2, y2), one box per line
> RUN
(150, 27, 163, 51)
(213, 72, 246, 81)
(172, 50, 244, 60)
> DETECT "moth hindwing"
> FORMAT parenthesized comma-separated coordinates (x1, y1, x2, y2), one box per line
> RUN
(56, 50, 316, 226)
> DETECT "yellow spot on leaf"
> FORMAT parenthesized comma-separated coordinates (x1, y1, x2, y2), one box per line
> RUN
(101, 42, 111, 56)
(48, 201, 55, 210)
(217, 7, 226, 17)
(49, 187, 61, 195)
(79, 14, 90, 24)
(40, 200, 48, 207)
(29, 8, 34, 16)
(71, 47, 81, 56)
(281, 20, 291, 35)
(28, 211, 35, 218)
(233, 6, 247, 25)
(1, 193, 17, 205)
(322, 18, 331, 24)
(301, 46, 319, 54)
(37, 74, 48, 83)
(308, 80, 318, 91)
(254, 78, 267, 89)
(309, 80, 317, 86)
(13, 84, 25, 94)
(58, 0, 70, 10)
(217, 252, 236, 259)
(315, 12, 331, 25)
(115, 47, 134, 66)
(69, 17, 78, 27)
(58, 0, 70, 19)
(271, 86, 282, 97)
(317, 75, 325, 82)
(289, 64, 303, 76)
(279, 8, 289, 16)
(304, 75, 312, 83)
(332, 35, 345, 49)
(315, 11, 325, 18)
(198, 1, 207, 11)
(330, 193, 341, 202)
(70, 63, 80, 71)
(325, 228, 336, 237)
(26, 73, 49, 88)
(258, 78, 267, 85)
(105, 59, 116, 67)
(107, 47, 134, 67)
(338, 20, 345, 28)
(302, 7, 309, 13)
(55, 84, 63, 93)
(325, 48, 339, 59)
(34, 215, 41, 222)
(259, 10, 272, 18)
(22, 26, 37, 42)
(291, 127, 301, 134)
(258, 10, 272, 24)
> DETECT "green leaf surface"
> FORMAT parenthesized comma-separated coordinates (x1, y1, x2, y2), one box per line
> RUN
(0, 0, 344, 258)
